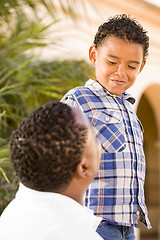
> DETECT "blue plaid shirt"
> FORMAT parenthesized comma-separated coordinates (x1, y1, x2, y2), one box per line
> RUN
(61, 79, 151, 229)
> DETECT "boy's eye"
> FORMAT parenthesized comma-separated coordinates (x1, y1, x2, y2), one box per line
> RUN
(128, 65, 136, 69)
(108, 60, 117, 65)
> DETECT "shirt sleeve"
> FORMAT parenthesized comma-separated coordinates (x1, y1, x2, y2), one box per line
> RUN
(61, 91, 80, 109)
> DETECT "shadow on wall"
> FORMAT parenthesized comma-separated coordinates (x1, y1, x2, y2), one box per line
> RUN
(137, 84, 160, 240)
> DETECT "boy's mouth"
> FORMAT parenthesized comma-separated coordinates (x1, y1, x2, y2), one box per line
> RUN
(111, 79, 125, 85)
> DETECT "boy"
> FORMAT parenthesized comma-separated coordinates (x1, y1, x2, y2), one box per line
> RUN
(0, 102, 102, 240)
(61, 14, 151, 239)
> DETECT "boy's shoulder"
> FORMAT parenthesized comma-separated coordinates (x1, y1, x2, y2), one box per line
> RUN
(70, 85, 90, 93)
(64, 85, 94, 98)
(61, 85, 93, 105)
(65, 79, 104, 97)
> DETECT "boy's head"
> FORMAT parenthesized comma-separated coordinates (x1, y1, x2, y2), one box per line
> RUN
(93, 14, 149, 60)
(89, 14, 149, 97)
(10, 102, 101, 194)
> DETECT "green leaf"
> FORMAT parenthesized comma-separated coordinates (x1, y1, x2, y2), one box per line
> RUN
(0, 167, 10, 183)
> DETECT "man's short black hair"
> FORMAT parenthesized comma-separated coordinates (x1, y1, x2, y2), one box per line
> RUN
(10, 101, 88, 192)
(93, 14, 149, 59)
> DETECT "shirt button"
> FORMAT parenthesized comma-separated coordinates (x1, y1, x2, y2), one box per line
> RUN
(105, 116, 110, 121)
(136, 210, 140, 216)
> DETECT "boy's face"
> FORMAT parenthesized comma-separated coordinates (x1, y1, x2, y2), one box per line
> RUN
(89, 37, 146, 97)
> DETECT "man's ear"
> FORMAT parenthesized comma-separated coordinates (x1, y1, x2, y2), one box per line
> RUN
(139, 60, 146, 74)
(89, 45, 96, 65)
(76, 158, 91, 178)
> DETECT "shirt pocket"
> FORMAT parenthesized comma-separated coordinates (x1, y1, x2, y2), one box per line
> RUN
(87, 110, 126, 153)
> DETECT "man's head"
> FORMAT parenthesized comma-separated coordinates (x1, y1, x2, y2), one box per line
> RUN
(10, 102, 101, 195)
(89, 14, 149, 97)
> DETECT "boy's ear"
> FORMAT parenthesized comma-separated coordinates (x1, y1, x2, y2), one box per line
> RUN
(139, 60, 146, 73)
(89, 45, 96, 65)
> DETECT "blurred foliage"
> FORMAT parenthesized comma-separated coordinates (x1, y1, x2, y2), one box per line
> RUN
(0, 57, 94, 139)
(0, 165, 18, 214)
(0, 57, 94, 214)
(0, 0, 95, 214)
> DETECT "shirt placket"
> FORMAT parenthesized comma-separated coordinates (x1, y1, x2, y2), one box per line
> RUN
(116, 97, 139, 225)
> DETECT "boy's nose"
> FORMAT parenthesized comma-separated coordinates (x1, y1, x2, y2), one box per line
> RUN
(115, 64, 127, 77)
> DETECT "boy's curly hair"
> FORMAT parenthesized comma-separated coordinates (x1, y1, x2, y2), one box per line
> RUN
(10, 102, 88, 192)
(93, 14, 149, 59)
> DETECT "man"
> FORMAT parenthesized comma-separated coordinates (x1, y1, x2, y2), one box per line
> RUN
(0, 101, 102, 240)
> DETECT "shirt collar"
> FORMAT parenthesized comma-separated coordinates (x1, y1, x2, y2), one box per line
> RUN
(85, 79, 135, 105)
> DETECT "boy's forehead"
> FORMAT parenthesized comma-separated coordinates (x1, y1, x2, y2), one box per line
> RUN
(97, 37, 144, 59)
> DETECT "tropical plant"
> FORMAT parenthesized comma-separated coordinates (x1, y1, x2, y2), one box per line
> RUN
(0, 57, 94, 214)
(0, 0, 93, 166)
(0, 0, 95, 213)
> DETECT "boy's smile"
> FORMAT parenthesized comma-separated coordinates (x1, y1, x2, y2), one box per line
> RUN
(89, 37, 146, 97)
